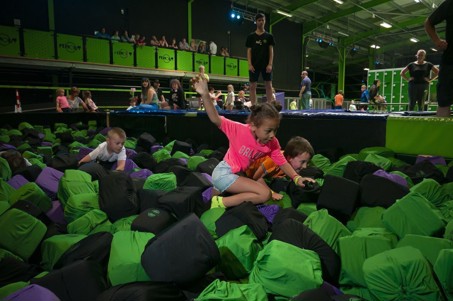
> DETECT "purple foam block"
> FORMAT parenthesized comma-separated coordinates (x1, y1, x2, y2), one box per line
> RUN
(256, 204, 280, 224)
(5, 284, 60, 301)
(35, 167, 64, 199)
(125, 148, 137, 159)
(112, 158, 139, 172)
(373, 169, 408, 187)
(0, 143, 16, 151)
(46, 200, 66, 224)
(415, 155, 447, 166)
(7, 174, 29, 189)
(202, 187, 214, 203)
(99, 127, 111, 136)
(150, 145, 163, 154)
(130, 168, 153, 179)
(201, 173, 213, 184)
(76, 147, 93, 161)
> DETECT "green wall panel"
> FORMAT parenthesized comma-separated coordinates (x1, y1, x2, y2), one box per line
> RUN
(225, 58, 238, 77)
(56, 33, 83, 62)
(176, 50, 193, 71)
(86, 37, 110, 64)
(112, 42, 134, 66)
(239, 59, 248, 78)
(211, 55, 225, 75)
(137, 46, 155, 69)
(23, 29, 54, 59)
(0, 26, 20, 57)
(157, 47, 175, 70)
(194, 53, 209, 71)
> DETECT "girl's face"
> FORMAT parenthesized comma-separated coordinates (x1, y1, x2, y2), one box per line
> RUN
(58, 90, 64, 96)
(251, 118, 279, 145)
(287, 152, 311, 172)
(143, 81, 149, 87)
(228, 85, 234, 92)
(172, 82, 178, 89)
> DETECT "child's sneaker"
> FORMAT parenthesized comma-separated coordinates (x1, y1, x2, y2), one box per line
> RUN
(210, 196, 225, 209)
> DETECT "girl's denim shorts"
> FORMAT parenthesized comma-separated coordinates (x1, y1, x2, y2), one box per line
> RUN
(212, 160, 239, 193)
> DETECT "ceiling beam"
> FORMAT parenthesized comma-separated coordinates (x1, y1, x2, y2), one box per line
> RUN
(269, 0, 319, 26)
(303, 0, 393, 35)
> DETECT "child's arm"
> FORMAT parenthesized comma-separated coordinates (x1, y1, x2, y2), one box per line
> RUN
(115, 159, 126, 171)
(193, 76, 221, 127)
(78, 154, 92, 165)
(56, 98, 62, 112)
(279, 162, 315, 187)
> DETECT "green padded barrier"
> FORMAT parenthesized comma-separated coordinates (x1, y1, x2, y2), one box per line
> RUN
(363, 246, 441, 301)
(108, 230, 154, 286)
(143, 173, 176, 192)
(199, 207, 225, 239)
(176, 50, 193, 71)
(346, 206, 386, 232)
(339, 228, 395, 287)
(85, 37, 110, 64)
(434, 249, 453, 301)
(136, 45, 155, 68)
(358, 146, 394, 160)
(67, 209, 112, 235)
(249, 240, 323, 298)
(0, 25, 20, 57)
(226, 57, 239, 77)
(196, 279, 268, 301)
(157, 47, 175, 70)
(194, 53, 209, 71)
(56, 33, 83, 62)
(23, 29, 54, 59)
(112, 41, 134, 66)
(239, 59, 248, 78)
(386, 116, 453, 158)
(396, 234, 453, 266)
(410, 178, 445, 208)
(40, 234, 86, 271)
(324, 155, 356, 177)
(210, 55, 225, 75)
(111, 215, 138, 233)
(10, 182, 51, 212)
(172, 151, 190, 159)
(215, 225, 262, 280)
(64, 192, 100, 223)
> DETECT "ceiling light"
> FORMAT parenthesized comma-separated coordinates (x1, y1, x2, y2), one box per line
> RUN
(414, 0, 421, 2)
(431, 47, 438, 52)
(275, 9, 292, 18)
(370, 44, 380, 49)
(410, 37, 419, 43)
(380, 22, 392, 28)
(333, 0, 344, 4)
(364, 68, 370, 71)
(338, 31, 349, 37)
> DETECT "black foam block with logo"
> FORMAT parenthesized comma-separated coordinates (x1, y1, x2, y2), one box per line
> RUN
(131, 207, 177, 234)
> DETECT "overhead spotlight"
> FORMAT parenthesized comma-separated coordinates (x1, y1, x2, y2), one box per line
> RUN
(275, 9, 292, 18)
(318, 40, 330, 48)
(380, 22, 392, 28)
(414, 0, 421, 2)
(333, 0, 344, 4)
(236, 14, 241, 19)
(230, 12, 236, 19)
(370, 44, 381, 49)
(410, 37, 419, 43)
(364, 67, 370, 71)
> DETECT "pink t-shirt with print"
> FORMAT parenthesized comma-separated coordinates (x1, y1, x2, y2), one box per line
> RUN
(57, 96, 70, 109)
(219, 116, 286, 173)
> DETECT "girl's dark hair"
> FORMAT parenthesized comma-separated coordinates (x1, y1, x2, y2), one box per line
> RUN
(246, 102, 281, 127)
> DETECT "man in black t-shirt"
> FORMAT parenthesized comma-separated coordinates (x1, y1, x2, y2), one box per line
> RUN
(245, 13, 275, 105)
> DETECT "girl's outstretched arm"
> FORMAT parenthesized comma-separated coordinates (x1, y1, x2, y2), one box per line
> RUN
(193, 75, 221, 127)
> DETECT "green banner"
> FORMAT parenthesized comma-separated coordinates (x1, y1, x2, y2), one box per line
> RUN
(112, 42, 134, 66)
(23, 29, 54, 59)
(226, 58, 238, 77)
(86, 37, 110, 64)
(56, 33, 83, 62)
(157, 47, 175, 70)
(0, 26, 20, 57)
(176, 50, 193, 72)
(137, 46, 156, 69)
(194, 53, 209, 71)
(239, 59, 248, 78)
(211, 55, 225, 75)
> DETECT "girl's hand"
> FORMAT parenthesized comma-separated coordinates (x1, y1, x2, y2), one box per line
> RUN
(271, 191, 283, 200)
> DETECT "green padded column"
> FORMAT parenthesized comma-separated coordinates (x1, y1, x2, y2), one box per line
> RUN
(56, 34, 83, 61)
(0, 26, 20, 57)
(23, 29, 55, 59)
(112, 41, 134, 66)
(337, 46, 346, 92)
(157, 47, 176, 70)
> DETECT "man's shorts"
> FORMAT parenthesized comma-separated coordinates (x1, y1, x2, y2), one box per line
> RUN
(437, 64, 453, 107)
(249, 67, 272, 82)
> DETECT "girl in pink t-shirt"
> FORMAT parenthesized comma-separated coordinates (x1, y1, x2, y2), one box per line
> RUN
(192, 75, 315, 208)
(55, 88, 70, 113)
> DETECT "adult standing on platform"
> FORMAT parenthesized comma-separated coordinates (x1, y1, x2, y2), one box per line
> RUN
(246, 13, 275, 105)
(298, 71, 312, 110)
(425, 0, 453, 117)
(400, 49, 439, 111)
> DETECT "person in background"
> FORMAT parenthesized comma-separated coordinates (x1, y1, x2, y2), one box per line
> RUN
(368, 79, 386, 111)
(299, 71, 312, 110)
(153, 79, 170, 109)
(150, 35, 160, 46)
(121, 30, 131, 42)
(400, 49, 439, 111)
(55, 88, 71, 113)
(199, 65, 210, 82)
(170, 38, 178, 49)
(190, 39, 198, 51)
(246, 136, 314, 200)
(224, 84, 235, 110)
(424, 0, 452, 117)
(209, 40, 217, 55)
(208, 86, 223, 111)
(140, 78, 158, 105)
(169, 79, 186, 110)
(159, 35, 169, 48)
(198, 41, 207, 54)
(78, 127, 126, 171)
(235, 90, 248, 110)
(179, 38, 190, 50)
(246, 13, 275, 105)
(67, 86, 88, 112)
(111, 30, 121, 42)
(358, 84, 369, 111)
(127, 97, 137, 110)
(289, 98, 298, 110)
(334, 90, 344, 109)
(82, 90, 99, 112)
(191, 74, 315, 208)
